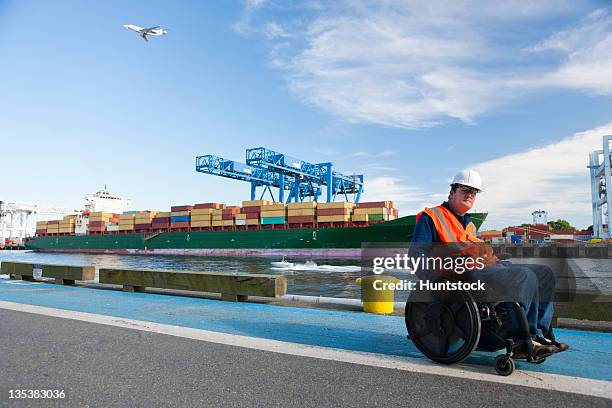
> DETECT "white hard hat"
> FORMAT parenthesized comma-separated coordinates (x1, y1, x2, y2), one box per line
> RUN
(451, 169, 483, 191)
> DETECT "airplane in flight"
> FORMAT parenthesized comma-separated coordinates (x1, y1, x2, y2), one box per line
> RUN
(123, 24, 169, 42)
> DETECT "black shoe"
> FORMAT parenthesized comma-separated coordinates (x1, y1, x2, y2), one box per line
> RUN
(513, 341, 556, 359)
(544, 327, 569, 352)
(536, 336, 569, 353)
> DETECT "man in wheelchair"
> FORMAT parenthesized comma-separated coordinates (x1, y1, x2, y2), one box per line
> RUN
(406, 169, 568, 375)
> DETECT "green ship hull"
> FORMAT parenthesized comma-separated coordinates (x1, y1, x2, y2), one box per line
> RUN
(25, 213, 487, 259)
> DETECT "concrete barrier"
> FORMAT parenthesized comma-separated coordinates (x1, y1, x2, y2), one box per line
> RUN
(41, 265, 96, 285)
(491, 243, 612, 258)
(0, 262, 36, 281)
(99, 268, 287, 302)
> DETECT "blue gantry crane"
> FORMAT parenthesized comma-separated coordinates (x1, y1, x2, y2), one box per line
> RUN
(195, 147, 363, 203)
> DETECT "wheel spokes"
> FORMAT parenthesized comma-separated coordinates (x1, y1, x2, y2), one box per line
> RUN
(437, 335, 449, 357)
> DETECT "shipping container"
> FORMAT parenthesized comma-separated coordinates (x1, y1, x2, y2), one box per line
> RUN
(287, 202, 317, 210)
(317, 208, 350, 216)
(170, 215, 190, 223)
(190, 221, 211, 227)
(193, 203, 225, 210)
(242, 200, 272, 207)
(511, 235, 523, 244)
(259, 203, 285, 211)
(287, 215, 315, 223)
(355, 201, 393, 209)
(151, 222, 170, 229)
(191, 215, 211, 222)
(260, 210, 286, 218)
(191, 208, 215, 216)
(353, 207, 389, 215)
(317, 202, 354, 210)
(287, 209, 316, 216)
(261, 217, 285, 225)
(242, 206, 261, 214)
(352, 214, 369, 222)
(171, 205, 193, 212)
(317, 215, 351, 223)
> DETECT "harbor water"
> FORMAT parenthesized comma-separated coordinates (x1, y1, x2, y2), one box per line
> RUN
(0, 251, 611, 301)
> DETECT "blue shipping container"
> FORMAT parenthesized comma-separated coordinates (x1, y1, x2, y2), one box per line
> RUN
(170, 215, 190, 223)
(511, 235, 523, 244)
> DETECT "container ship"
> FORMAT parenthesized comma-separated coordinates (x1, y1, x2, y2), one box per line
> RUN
(25, 188, 487, 259)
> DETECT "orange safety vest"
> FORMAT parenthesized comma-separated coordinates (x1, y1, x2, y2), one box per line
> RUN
(416, 205, 497, 267)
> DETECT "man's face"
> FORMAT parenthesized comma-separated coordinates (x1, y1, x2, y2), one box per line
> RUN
(448, 185, 479, 214)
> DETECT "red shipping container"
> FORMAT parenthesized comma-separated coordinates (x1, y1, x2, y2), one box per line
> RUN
(152, 222, 170, 228)
(194, 203, 226, 209)
(317, 208, 350, 216)
(135, 224, 151, 230)
(356, 201, 393, 209)
(88, 221, 106, 227)
(288, 216, 315, 223)
(393, 208, 398, 216)
(242, 206, 261, 214)
(170, 222, 190, 228)
(222, 214, 235, 220)
(222, 208, 240, 215)
(171, 205, 193, 212)
(152, 216, 171, 223)
(48, 220, 60, 225)
(246, 212, 260, 219)
(88, 227, 105, 232)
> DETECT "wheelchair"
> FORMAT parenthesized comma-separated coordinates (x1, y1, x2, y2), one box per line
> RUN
(405, 278, 550, 376)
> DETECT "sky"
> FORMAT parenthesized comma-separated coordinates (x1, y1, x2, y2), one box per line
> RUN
(1, 0, 612, 230)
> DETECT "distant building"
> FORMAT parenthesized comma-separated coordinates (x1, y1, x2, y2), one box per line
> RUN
(532, 210, 548, 225)
(479, 230, 502, 243)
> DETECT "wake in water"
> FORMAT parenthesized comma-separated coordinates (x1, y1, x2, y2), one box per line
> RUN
(270, 259, 361, 273)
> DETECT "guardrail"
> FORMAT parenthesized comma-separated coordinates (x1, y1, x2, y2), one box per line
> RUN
(99, 268, 287, 302)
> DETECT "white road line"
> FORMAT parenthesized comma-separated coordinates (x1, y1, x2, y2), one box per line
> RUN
(0, 300, 610, 400)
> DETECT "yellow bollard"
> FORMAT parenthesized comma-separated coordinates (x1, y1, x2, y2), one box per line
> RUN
(356, 275, 400, 314)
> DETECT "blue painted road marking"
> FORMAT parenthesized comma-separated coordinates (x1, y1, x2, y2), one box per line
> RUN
(0, 279, 610, 381)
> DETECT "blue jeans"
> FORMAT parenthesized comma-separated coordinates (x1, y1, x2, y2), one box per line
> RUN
(467, 261, 555, 338)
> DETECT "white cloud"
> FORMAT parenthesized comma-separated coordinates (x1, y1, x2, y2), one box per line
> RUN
(529, 8, 612, 95)
(361, 176, 437, 216)
(472, 122, 612, 229)
(351, 149, 396, 157)
(238, 1, 612, 128)
(358, 123, 612, 228)
(363, 164, 399, 172)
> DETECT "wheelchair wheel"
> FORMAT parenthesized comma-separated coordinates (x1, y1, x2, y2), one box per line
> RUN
(405, 289, 481, 364)
(494, 355, 515, 376)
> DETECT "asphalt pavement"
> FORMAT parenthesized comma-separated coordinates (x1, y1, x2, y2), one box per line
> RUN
(0, 309, 609, 408)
